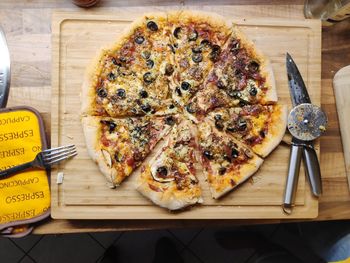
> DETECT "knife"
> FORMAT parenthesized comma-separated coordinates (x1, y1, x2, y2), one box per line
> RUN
(283, 53, 327, 213)
(0, 26, 10, 108)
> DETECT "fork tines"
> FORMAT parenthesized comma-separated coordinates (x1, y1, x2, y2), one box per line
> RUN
(42, 144, 77, 165)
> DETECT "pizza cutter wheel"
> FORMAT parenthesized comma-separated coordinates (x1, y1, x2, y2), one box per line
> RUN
(287, 103, 327, 142)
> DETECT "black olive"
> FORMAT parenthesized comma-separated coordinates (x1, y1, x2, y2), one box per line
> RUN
(249, 86, 257, 96)
(259, 130, 266, 138)
(97, 88, 108, 98)
(239, 100, 247, 107)
(165, 64, 174, 76)
(203, 150, 214, 160)
(192, 46, 202, 53)
(181, 81, 190, 91)
(215, 119, 224, 130)
(188, 30, 198, 41)
(238, 118, 247, 131)
(226, 125, 237, 132)
(141, 50, 151, 59)
(116, 88, 126, 99)
(108, 122, 116, 133)
(173, 27, 181, 38)
(165, 116, 175, 126)
(114, 152, 122, 162)
(146, 59, 154, 69)
(248, 61, 260, 72)
(186, 103, 196, 114)
(217, 80, 226, 89)
(169, 104, 175, 109)
(175, 87, 182, 97)
(147, 21, 158, 31)
(168, 44, 175, 54)
(141, 103, 151, 113)
(135, 35, 145, 44)
(119, 57, 127, 63)
(218, 167, 226, 175)
(139, 90, 148, 98)
(143, 72, 154, 84)
(200, 39, 211, 48)
(214, 114, 222, 121)
(227, 89, 241, 99)
(107, 72, 116, 81)
(156, 166, 168, 177)
(230, 41, 240, 54)
(231, 148, 239, 159)
(192, 53, 203, 63)
(209, 45, 221, 61)
(111, 57, 119, 66)
(174, 43, 178, 48)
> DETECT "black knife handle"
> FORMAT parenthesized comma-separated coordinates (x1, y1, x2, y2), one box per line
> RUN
(303, 146, 322, 197)
(283, 144, 303, 214)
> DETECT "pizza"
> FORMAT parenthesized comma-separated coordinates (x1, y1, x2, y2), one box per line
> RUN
(205, 104, 288, 157)
(197, 121, 263, 199)
(81, 11, 287, 210)
(184, 26, 277, 117)
(82, 115, 177, 187)
(136, 119, 202, 210)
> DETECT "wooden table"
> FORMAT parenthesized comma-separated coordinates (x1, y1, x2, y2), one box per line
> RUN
(0, 0, 349, 234)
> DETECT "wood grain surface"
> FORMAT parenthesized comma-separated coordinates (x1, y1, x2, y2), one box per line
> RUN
(0, 1, 348, 234)
(333, 66, 350, 190)
(50, 12, 320, 220)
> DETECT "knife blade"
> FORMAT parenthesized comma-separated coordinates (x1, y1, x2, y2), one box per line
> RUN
(0, 26, 10, 108)
(286, 53, 311, 106)
(284, 53, 323, 212)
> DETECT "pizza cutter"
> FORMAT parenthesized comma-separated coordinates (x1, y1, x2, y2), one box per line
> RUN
(283, 53, 327, 214)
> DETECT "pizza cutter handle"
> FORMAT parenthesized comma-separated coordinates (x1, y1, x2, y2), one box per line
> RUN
(283, 145, 303, 214)
(303, 146, 322, 197)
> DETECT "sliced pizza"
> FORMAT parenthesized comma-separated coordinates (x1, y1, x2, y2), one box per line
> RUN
(197, 121, 263, 199)
(136, 119, 202, 210)
(167, 10, 232, 106)
(206, 104, 287, 157)
(184, 25, 277, 115)
(81, 12, 176, 117)
(82, 114, 178, 187)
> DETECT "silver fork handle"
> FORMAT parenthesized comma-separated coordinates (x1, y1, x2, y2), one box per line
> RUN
(0, 161, 34, 179)
(283, 144, 303, 214)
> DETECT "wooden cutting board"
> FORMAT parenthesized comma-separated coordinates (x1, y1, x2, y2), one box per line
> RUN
(51, 10, 321, 219)
(333, 65, 350, 190)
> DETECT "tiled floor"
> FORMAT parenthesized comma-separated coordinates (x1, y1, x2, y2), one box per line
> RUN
(1, 221, 350, 263)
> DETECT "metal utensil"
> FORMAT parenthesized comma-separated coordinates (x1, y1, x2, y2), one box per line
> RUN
(283, 53, 327, 214)
(0, 26, 10, 108)
(0, 145, 77, 179)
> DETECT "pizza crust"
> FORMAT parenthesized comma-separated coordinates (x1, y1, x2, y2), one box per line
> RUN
(81, 49, 106, 116)
(136, 178, 203, 210)
(252, 104, 288, 157)
(167, 10, 232, 32)
(81, 116, 117, 188)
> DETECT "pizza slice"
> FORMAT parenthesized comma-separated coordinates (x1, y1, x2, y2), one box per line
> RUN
(184, 25, 277, 115)
(197, 121, 263, 199)
(82, 114, 178, 187)
(167, 10, 232, 106)
(136, 119, 202, 210)
(206, 104, 287, 157)
(81, 12, 176, 117)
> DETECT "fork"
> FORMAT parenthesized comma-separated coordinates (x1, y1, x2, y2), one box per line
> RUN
(0, 144, 77, 179)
